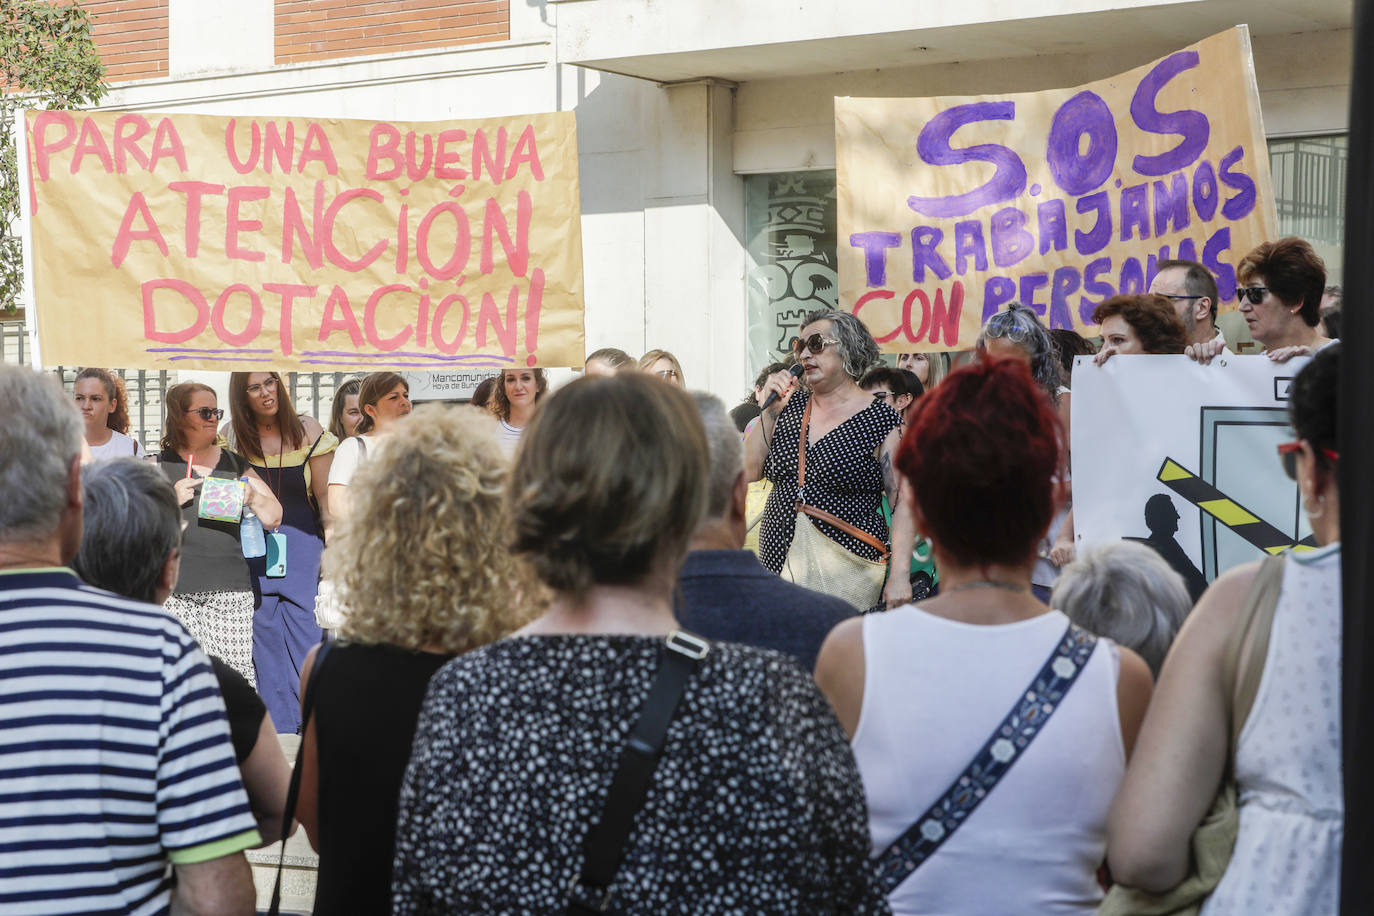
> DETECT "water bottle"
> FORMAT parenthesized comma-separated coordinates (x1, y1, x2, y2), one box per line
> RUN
(240, 480, 267, 558)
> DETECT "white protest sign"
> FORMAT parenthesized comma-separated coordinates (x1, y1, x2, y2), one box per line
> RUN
(1071, 355, 1312, 599)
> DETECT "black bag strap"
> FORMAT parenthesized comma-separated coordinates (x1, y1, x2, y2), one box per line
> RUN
(267, 637, 334, 916)
(873, 622, 1098, 894)
(567, 631, 710, 915)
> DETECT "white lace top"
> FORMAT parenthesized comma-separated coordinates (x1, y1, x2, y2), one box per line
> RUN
(1202, 544, 1343, 915)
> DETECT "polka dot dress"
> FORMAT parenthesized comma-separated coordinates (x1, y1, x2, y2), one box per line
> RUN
(391, 635, 888, 915)
(760, 388, 901, 574)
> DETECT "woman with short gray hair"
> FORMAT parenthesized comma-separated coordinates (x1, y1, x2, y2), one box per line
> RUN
(1050, 541, 1191, 675)
(71, 457, 294, 847)
(745, 308, 914, 610)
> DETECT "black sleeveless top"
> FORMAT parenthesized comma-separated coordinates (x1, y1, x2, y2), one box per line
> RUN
(312, 641, 454, 915)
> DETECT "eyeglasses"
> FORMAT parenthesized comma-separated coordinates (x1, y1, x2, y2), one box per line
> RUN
(1158, 294, 1203, 302)
(655, 369, 679, 380)
(1277, 440, 1339, 479)
(186, 407, 224, 421)
(1235, 286, 1270, 305)
(791, 333, 841, 355)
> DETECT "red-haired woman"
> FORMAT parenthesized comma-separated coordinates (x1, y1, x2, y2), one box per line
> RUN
(75, 368, 144, 460)
(226, 371, 337, 735)
(815, 359, 1153, 915)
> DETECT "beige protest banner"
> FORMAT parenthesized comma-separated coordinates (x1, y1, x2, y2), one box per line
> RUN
(837, 26, 1277, 352)
(24, 110, 584, 370)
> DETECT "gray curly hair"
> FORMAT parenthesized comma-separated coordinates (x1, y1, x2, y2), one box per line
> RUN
(802, 308, 880, 381)
(976, 303, 1065, 402)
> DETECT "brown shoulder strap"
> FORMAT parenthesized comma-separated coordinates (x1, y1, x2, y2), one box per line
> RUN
(793, 396, 889, 559)
(1223, 553, 1286, 750)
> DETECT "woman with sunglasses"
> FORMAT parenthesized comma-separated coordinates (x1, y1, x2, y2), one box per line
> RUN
(1235, 237, 1333, 359)
(746, 308, 914, 611)
(1108, 343, 1342, 912)
(157, 383, 282, 687)
(226, 371, 338, 735)
(488, 367, 548, 457)
(1190, 237, 1333, 365)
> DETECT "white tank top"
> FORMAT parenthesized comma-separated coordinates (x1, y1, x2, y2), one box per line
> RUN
(853, 606, 1124, 915)
(1202, 544, 1343, 915)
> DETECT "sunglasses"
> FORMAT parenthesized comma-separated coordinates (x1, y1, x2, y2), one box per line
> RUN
(1235, 286, 1270, 305)
(186, 407, 224, 421)
(791, 333, 841, 355)
(1277, 440, 1340, 479)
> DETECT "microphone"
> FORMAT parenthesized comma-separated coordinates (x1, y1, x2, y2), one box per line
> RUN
(759, 363, 805, 411)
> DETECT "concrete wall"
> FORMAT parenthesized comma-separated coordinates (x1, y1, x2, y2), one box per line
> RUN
(733, 28, 1352, 175)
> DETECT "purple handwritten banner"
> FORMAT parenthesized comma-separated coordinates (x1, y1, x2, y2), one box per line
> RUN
(836, 26, 1278, 351)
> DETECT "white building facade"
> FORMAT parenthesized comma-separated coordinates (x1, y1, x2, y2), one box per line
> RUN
(19, 0, 1354, 411)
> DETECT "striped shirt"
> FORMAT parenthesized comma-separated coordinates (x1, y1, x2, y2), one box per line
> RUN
(0, 568, 260, 915)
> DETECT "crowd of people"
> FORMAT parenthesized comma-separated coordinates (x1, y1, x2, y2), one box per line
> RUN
(0, 236, 1345, 914)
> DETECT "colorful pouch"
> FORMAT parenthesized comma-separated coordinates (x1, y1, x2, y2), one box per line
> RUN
(198, 476, 245, 522)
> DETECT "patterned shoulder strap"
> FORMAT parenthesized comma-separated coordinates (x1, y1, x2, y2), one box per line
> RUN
(874, 622, 1098, 894)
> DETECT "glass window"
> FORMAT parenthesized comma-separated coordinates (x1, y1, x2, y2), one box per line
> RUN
(1267, 135, 1346, 283)
(744, 171, 838, 380)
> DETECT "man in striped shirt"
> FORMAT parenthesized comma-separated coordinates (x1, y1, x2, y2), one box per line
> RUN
(0, 365, 260, 915)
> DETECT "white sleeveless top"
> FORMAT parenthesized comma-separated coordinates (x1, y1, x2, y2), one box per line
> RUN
(853, 607, 1124, 915)
(1202, 544, 1343, 915)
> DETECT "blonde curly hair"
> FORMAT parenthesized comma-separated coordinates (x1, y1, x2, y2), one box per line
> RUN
(326, 404, 538, 653)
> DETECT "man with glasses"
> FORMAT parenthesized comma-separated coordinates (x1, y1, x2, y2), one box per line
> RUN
(1147, 258, 1231, 360)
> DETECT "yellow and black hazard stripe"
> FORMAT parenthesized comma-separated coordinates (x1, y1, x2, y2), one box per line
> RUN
(1157, 458, 1316, 555)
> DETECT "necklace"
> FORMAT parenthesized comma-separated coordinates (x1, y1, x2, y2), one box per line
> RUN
(943, 579, 1031, 595)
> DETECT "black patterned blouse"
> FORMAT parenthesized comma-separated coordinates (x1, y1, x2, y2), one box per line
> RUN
(760, 388, 902, 573)
(391, 635, 889, 915)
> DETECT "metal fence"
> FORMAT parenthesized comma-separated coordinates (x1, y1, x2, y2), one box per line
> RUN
(1, 320, 350, 453)
(1269, 135, 1348, 247)
(53, 367, 170, 455)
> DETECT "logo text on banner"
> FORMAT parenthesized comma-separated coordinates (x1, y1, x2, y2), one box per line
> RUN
(25, 110, 585, 371)
(836, 26, 1277, 352)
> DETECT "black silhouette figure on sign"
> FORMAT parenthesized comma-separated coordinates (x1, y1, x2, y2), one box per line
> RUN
(1125, 493, 1209, 603)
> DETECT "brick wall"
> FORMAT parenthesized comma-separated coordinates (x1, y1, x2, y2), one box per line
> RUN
(275, 0, 509, 65)
(84, 0, 170, 83)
